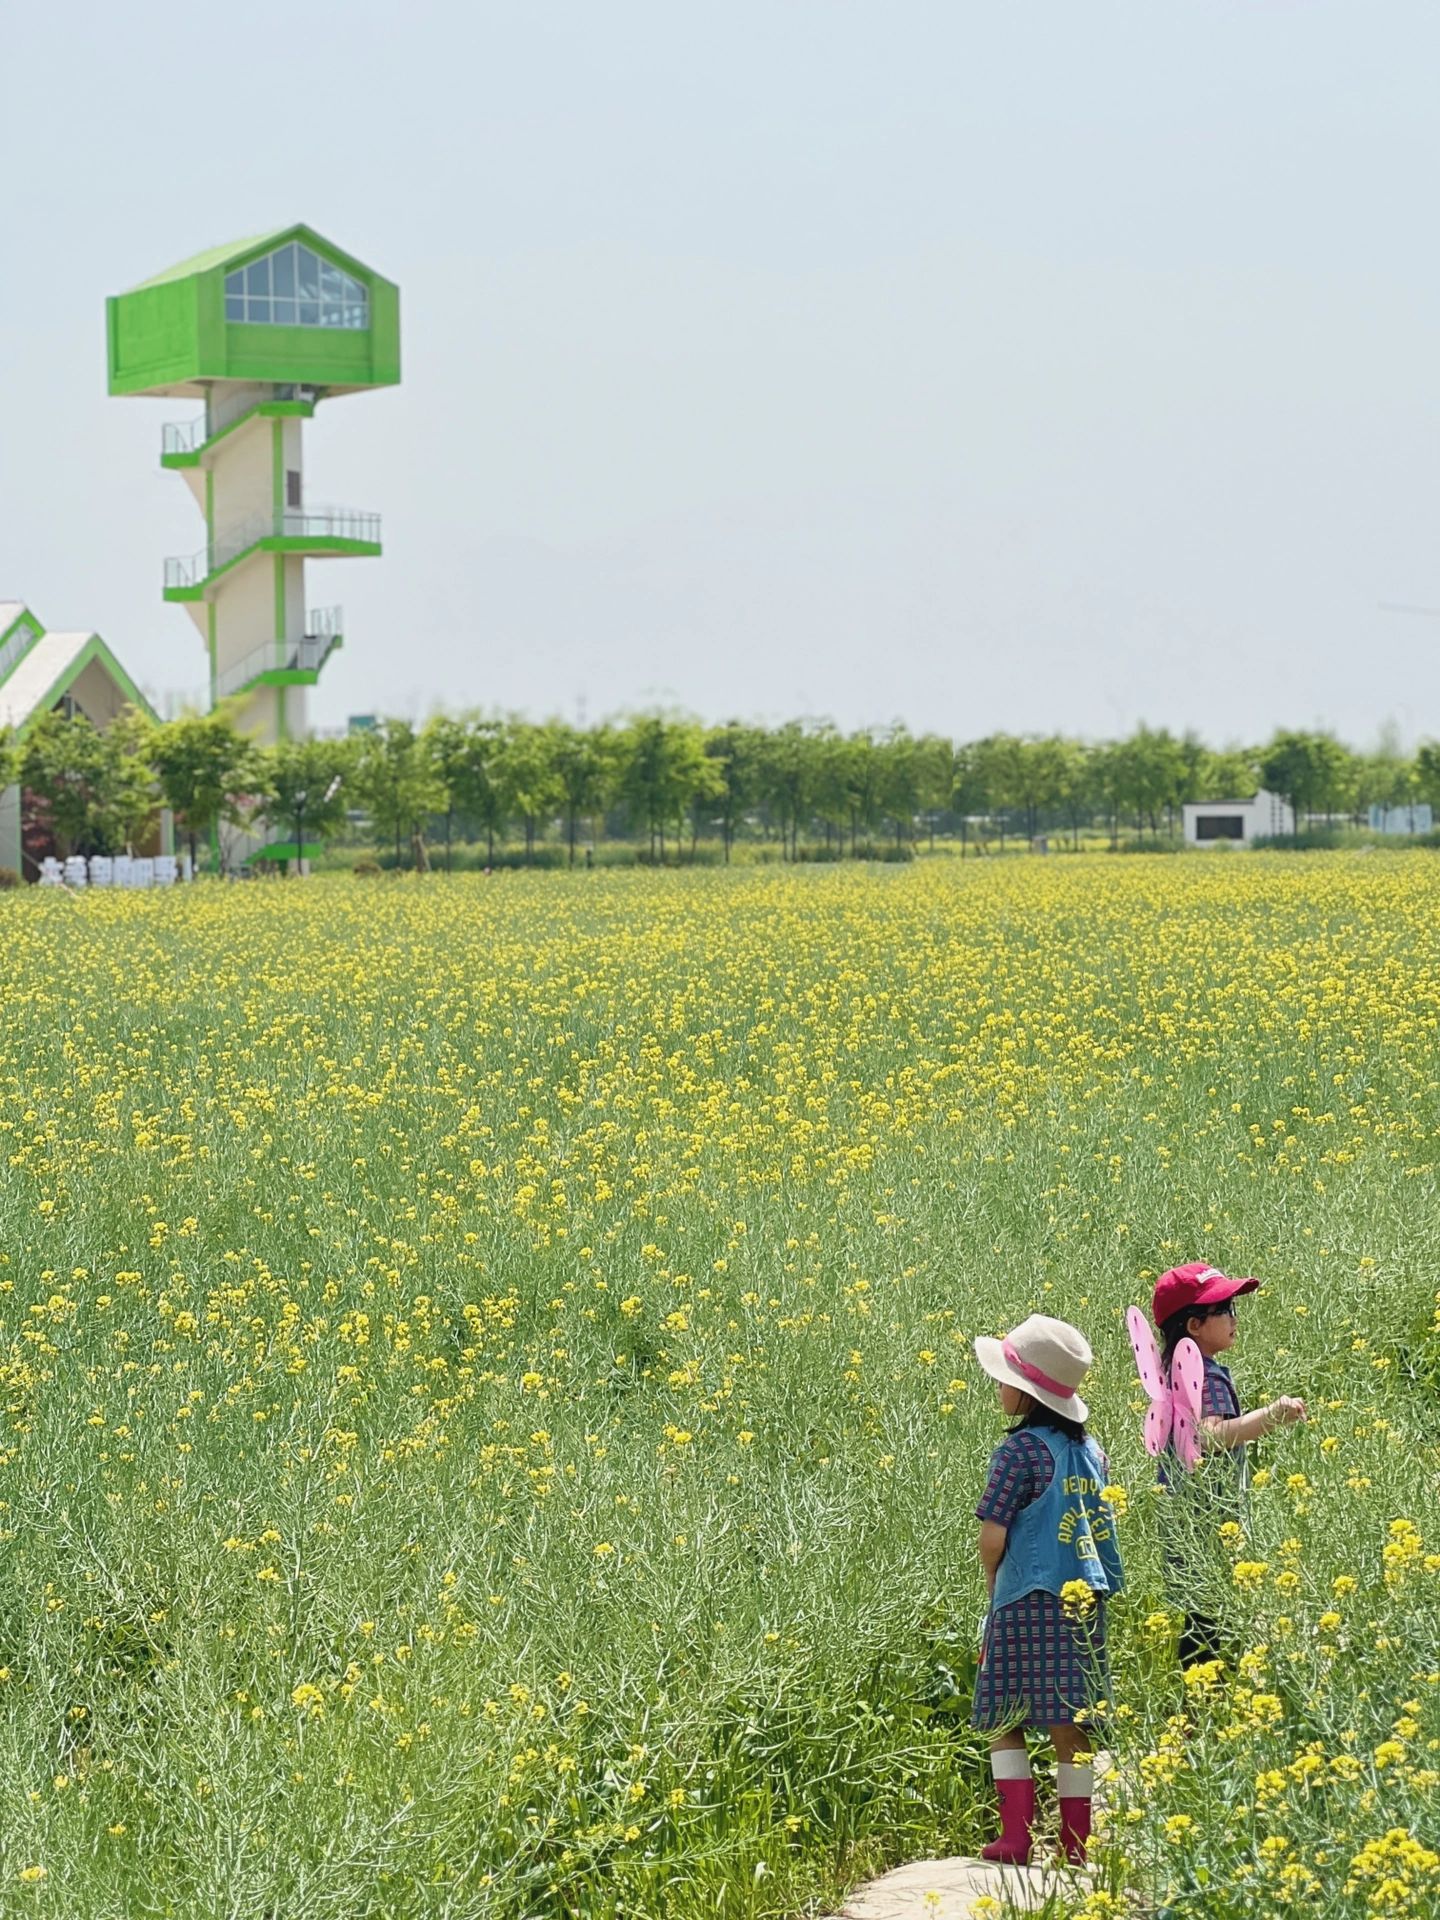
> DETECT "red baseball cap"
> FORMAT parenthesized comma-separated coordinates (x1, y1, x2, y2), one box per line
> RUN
(1152, 1262, 1260, 1327)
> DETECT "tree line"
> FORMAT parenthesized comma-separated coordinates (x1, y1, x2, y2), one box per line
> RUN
(6, 706, 1440, 874)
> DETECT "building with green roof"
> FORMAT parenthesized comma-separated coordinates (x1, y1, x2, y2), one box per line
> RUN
(107, 226, 400, 854)
(0, 602, 165, 876)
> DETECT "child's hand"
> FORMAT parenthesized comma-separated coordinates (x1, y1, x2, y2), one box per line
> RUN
(1269, 1396, 1306, 1427)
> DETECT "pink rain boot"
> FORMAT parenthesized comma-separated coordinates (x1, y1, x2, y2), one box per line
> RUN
(980, 1771, 1035, 1865)
(1057, 1762, 1094, 1864)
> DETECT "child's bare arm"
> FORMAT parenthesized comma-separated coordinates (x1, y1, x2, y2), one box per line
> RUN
(1202, 1396, 1306, 1449)
(978, 1521, 1008, 1598)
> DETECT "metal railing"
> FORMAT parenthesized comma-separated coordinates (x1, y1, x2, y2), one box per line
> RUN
(280, 506, 381, 547)
(214, 627, 342, 701)
(161, 414, 207, 456)
(306, 605, 344, 639)
(160, 386, 316, 458)
(164, 508, 380, 589)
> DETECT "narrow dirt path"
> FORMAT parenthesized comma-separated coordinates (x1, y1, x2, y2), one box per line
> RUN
(827, 1854, 1078, 1917)
(824, 1750, 1111, 1918)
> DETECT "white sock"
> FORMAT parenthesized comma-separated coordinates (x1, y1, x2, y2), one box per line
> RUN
(990, 1748, 1033, 1782)
(1057, 1762, 1094, 1798)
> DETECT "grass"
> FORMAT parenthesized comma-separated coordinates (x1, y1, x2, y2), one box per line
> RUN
(0, 854, 1438, 1917)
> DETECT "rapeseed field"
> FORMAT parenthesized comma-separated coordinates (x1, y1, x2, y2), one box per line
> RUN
(1, 856, 1438, 1918)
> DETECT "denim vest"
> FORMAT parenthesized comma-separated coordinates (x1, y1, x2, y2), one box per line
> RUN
(992, 1430, 1125, 1611)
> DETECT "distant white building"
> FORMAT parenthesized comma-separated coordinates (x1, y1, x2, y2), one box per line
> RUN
(1182, 789, 1295, 847)
(0, 601, 169, 878)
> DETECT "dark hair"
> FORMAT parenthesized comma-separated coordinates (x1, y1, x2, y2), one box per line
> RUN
(1160, 1302, 1232, 1366)
(1009, 1399, 1087, 1444)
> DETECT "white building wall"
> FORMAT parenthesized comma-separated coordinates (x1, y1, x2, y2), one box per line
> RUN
(232, 688, 281, 747)
(281, 685, 309, 740)
(207, 382, 274, 440)
(1250, 790, 1294, 839)
(213, 558, 280, 740)
(284, 556, 306, 648)
(210, 418, 274, 546)
(68, 657, 130, 730)
(1183, 789, 1295, 846)
(204, 412, 317, 763)
(281, 416, 305, 510)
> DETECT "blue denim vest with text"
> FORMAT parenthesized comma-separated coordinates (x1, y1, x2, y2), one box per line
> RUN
(992, 1430, 1125, 1612)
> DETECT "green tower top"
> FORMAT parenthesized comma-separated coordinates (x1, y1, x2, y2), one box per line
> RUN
(107, 224, 400, 399)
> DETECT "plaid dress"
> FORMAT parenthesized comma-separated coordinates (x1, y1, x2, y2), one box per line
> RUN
(971, 1429, 1112, 1729)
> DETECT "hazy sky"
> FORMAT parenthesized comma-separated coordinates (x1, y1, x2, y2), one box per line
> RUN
(4, 2, 1439, 744)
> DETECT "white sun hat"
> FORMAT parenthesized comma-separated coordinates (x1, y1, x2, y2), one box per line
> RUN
(974, 1313, 1092, 1423)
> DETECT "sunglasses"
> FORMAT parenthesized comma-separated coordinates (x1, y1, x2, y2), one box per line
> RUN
(1196, 1300, 1238, 1321)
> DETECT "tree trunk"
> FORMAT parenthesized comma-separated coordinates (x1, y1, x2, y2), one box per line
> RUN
(446, 809, 453, 875)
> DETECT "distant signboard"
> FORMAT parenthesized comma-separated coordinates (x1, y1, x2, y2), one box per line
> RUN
(347, 714, 378, 734)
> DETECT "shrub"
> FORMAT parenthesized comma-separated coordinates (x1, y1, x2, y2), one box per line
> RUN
(0, 867, 19, 890)
(352, 858, 382, 877)
(1252, 828, 1347, 851)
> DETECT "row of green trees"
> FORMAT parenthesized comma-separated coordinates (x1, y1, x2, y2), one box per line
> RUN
(7, 706, 1440, 871)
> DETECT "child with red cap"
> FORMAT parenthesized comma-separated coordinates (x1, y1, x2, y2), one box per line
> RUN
(1152, 1263, 1306, 1665)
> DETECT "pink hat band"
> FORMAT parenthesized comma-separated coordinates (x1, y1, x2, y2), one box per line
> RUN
(1001, 1337, 1078, 1403)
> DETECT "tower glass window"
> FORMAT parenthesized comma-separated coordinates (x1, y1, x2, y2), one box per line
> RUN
(225, 244, 369, 330)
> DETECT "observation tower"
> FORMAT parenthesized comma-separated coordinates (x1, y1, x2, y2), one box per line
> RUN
(106, 226, 400, 756)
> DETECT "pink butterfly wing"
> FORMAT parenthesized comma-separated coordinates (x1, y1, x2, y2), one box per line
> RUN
(1126, 1306, 1165, 1394)
(1127, 1306, 1173, 1456)
(1143, 1400, 1172, 1457)
(1169, 1338, 1205, 1471)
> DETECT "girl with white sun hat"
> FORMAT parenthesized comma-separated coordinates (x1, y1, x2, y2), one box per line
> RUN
(970, 1313, 1124, 1868)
